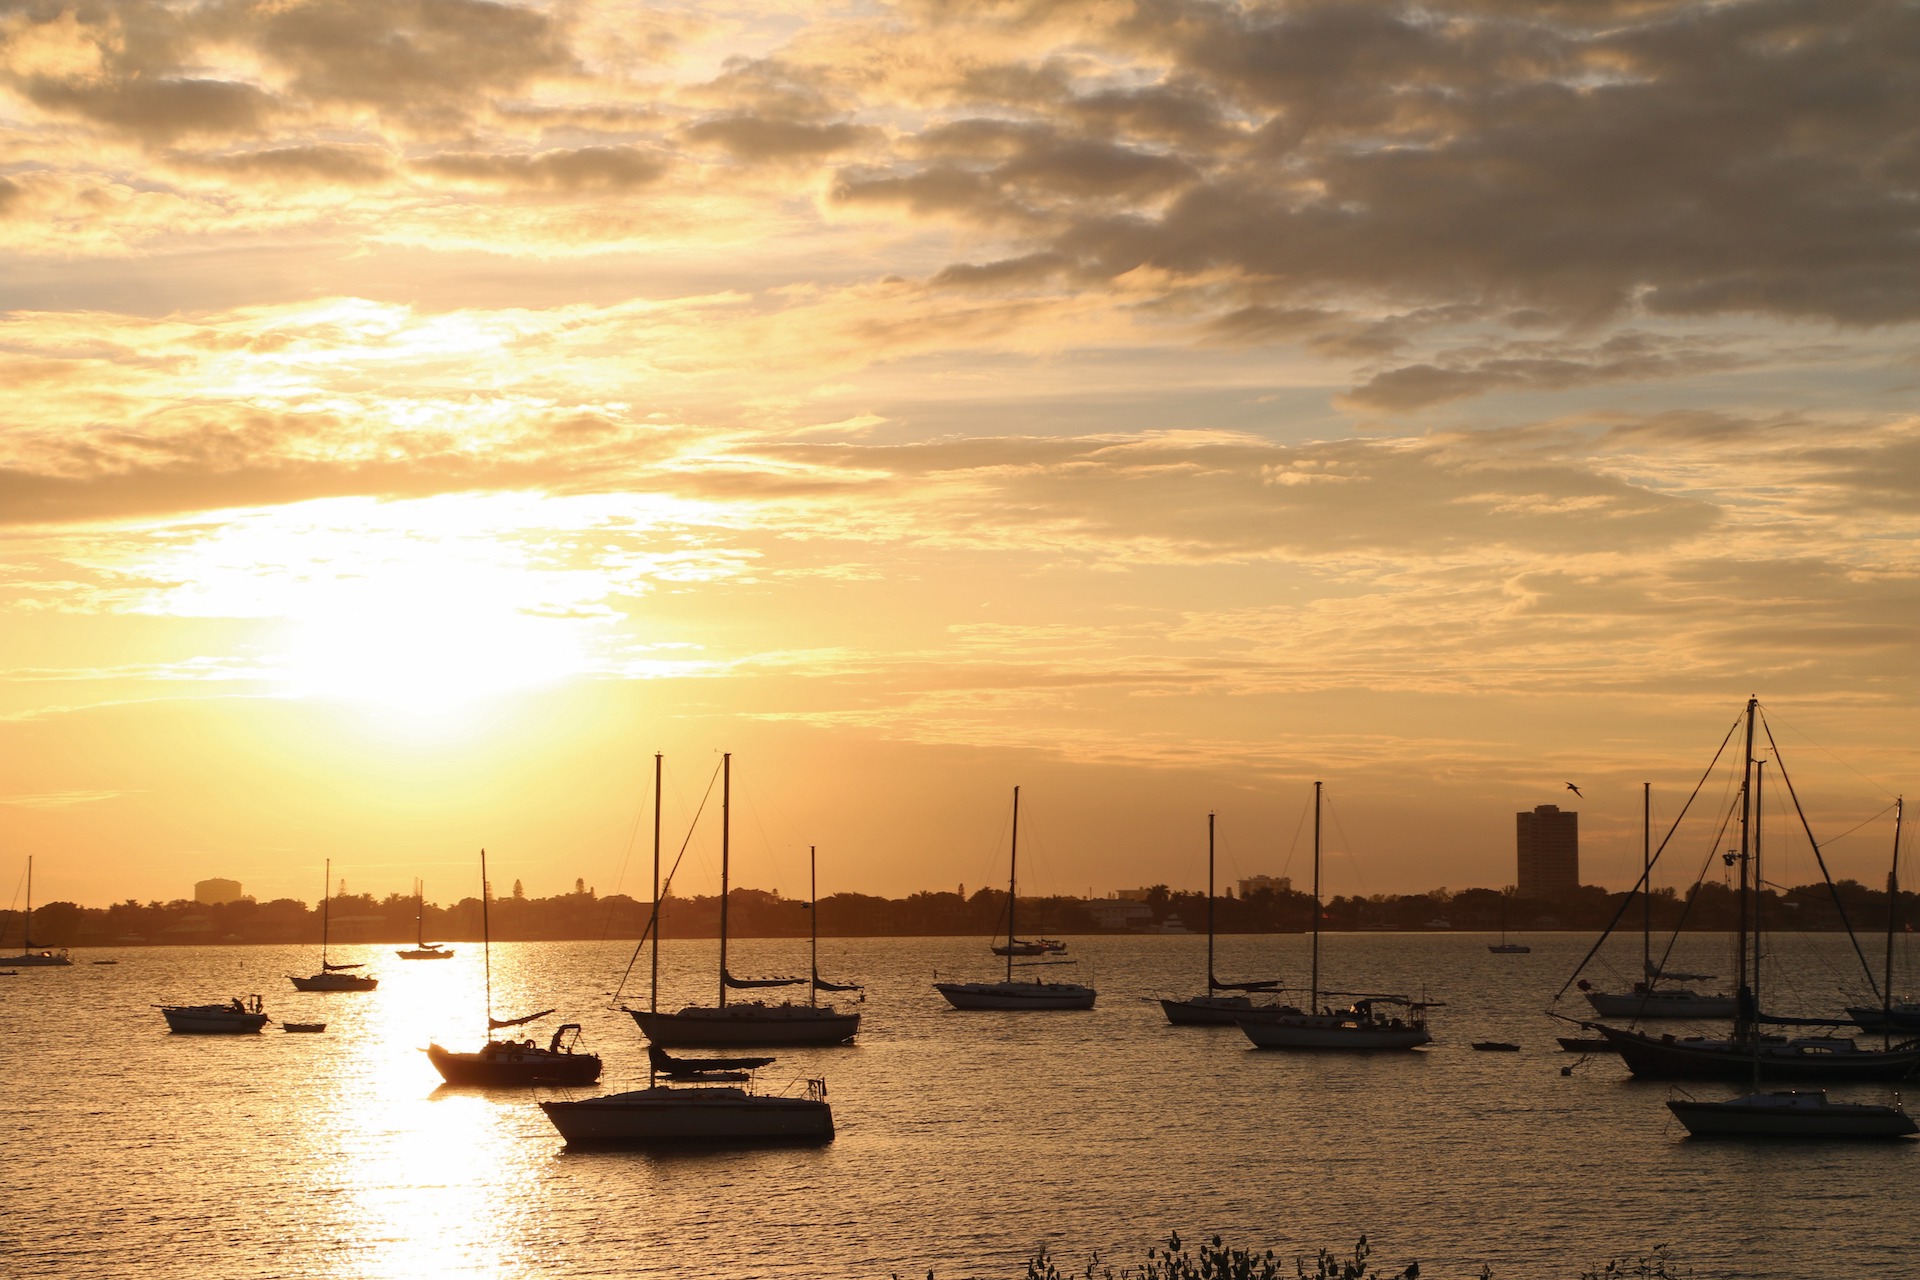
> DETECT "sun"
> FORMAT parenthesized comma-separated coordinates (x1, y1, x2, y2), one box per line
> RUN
(283, 584, 591, 714)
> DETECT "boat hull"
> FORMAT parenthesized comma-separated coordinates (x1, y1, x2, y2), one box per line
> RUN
(540, 1087, 833, 1145)
(1583, 990, 1734, 1019)
(426, 1041, 603, 1086)
(3, 950, 73, 967)
(1598, 1026, 1920, 1081)
(1667, 1092, 1918, 1138)
(934, 980, 1095, 1010)
(395, 947, 454, 960)
(290, 972, 378, 992)
(1160, 995, 1300, 1026)
(161, 1005, 270, 1034)
(1239, 1012, 1431, 1051)
(629, 1003, 860, 1046)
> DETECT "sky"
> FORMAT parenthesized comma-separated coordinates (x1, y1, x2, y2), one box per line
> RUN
(2, 0, 1917, 910)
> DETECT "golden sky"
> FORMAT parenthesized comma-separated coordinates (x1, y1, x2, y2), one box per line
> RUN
(2, 0, 1916, 907)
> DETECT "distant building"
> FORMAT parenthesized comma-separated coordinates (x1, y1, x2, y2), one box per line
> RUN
(1086, 899, 1155, 930)
(1517, 805, 1579, 897)
(1237, 874, 1292, 898)
(1114, 887, 1153, 902)
(194, 878, 244, 905)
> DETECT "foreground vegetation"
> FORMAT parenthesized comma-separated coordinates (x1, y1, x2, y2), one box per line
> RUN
(900, 1233, 1687, 1280)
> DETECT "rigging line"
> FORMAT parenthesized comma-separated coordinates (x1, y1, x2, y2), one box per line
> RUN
(1318, 792, 1370, 901)
(1763, 712, 1881, 1000)
(1551, 709, 1742, 1006)
(1761, 705, 1901, 800)
(595, 753, 658, 945)
(1637, 794, 1739, 986)
(609, 757, 723, 1008)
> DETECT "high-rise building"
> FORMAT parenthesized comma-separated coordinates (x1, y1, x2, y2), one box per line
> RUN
(1516, 804, 1579, 897)
(194, 877, 244, 905)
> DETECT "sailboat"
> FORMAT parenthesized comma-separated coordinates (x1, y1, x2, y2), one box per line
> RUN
(395, 880, 454, 960)
(1238, 782, 1433, 1050)
(541, 754, 834, 1144)
(288, 859, 377, 992)
(1160, 812, 1295, 1025)
(3, 857, 73, 967)
(1578, 783, 1731, 1018)
(934, 786, 1096, 1011)
(424, 849, 602, 1086)
(626, 753, 860, 1046)
(1587, 700, 1920, 1081)
(1488, 890, 1530, 954)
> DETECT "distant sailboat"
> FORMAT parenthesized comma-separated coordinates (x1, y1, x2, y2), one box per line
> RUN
(425, 848, 601, 1086)
(935, 786, 1096, 1011)
(1238, 782, 1433, 1050)
(395, 880, 453, 960)
(541, 754, 834, 1145)
(3, 857, 72, 967)
(1488, 889, 1530, 954)
(627, 753, 861, 1047)
(289, 859, 377, 992)
(1160, 812, 1295, 1025)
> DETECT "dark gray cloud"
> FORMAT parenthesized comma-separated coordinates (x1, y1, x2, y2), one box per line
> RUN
(413, 145, 668, 191)
(862, 0, 1920, 339)
(250, 0, 575, 121)
(683, 116, 878, 161)
(1343, 331, 1747, 410)
(24, 76, 274, 144)
(172, 144, 395, 185)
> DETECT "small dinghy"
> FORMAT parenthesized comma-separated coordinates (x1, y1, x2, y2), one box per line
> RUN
(283, 1022, 327, 1033)
(1472, 1041, 1521, 1052)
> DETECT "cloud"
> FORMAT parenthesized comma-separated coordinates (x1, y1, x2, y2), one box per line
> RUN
(1342, 331, 1748, 411)
(684, 116, 880, 162)
(413, 144, 669, 191)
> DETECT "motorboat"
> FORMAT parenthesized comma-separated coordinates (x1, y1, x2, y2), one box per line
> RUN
(1580, 981, 1735, 1020)
(158, 994, 270, 1034)
(934, 785, 1095, 1012)
(1667, 1089, 1917, 1138)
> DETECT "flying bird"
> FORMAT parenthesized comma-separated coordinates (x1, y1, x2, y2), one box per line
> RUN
(1565, 782, 1583, 797)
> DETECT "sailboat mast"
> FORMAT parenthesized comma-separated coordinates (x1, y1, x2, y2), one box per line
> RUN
(1884, 797, 1902, 1045)
(1642, 782, 1651, 981)
(1310, 780, 1322, 1011)
(1007, 785, 1020, 984)
(1753, 758, 1765, 1020)
(810, 845, 819, 1009)
(1206, 811, 1216, 993)
(718, 752, 731, 1009)
(651, 753, 662, 1021)
(320, 857, 331, 967)
(481, 848, 492, 1028)
(1734, 696, 1757, 1041)
(23, 855, 32, 950)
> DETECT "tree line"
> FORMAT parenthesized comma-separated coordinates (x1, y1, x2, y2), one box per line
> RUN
(4, 876, 1911, 946)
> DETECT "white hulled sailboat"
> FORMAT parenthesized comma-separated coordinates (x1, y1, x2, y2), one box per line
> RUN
(1238, 782, 1433, 1051)
(542, 754, 834, 1144)
(935, 786, 1096, 1011)
(627, 753, 860, 1046)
